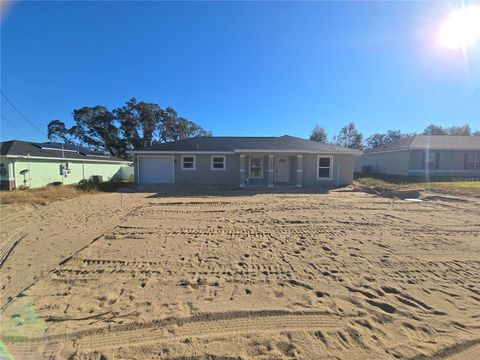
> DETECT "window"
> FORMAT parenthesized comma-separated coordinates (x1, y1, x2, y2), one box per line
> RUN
(181, 155, 196, 170)
(317, 156, 332, 180)
(423, 152, 439, 170)
(211, 155, 226, 170)
(249, 157, 263, 178)
(465, 152, 480, 170)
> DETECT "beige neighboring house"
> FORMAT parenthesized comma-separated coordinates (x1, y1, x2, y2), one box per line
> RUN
(355, 135, 480, 177)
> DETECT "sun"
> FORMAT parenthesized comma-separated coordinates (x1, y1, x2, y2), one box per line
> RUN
(439, 6, 480, 49)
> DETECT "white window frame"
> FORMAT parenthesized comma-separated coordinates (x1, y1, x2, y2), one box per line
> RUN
(317, 155, 333, 180)
(211, 155, 226, 171)
(181, 155, 196, 170)
(249, 156, 264, 179)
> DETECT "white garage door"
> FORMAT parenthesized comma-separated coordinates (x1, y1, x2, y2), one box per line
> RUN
(139, 157, 174, 184)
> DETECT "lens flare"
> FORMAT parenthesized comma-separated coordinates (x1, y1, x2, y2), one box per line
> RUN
(439, 6, 480, 49)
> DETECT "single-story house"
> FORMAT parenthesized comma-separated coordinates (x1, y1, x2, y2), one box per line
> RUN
(355, 135, 480, 177)
(127, 135, 356, 188)
(0, 140, 133, 190)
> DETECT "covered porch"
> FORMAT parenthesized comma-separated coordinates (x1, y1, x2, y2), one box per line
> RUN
(238, 153, 304, 188)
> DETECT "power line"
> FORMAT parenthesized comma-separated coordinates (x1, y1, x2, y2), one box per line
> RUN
(0, 113, 25, 134)
(0, 90, 47, 136)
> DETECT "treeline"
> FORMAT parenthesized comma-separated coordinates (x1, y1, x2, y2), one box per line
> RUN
(47, 98, 211, 157)
(309, 123, 479, 150)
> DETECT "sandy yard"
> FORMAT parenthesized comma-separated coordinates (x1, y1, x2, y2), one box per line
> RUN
(1, 187, 479, 360)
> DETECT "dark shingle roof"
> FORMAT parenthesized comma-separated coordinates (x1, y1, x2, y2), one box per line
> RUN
(364, 135, 480, 153)
(131, 135, 356, 154)
(0, 140, 129, 162)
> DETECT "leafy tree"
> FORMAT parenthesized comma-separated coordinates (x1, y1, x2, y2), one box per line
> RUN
(365, 133, 386, 148)
(365, 129, 413, 148)
(309, 125, 328, 143)
(423, 123, 473, 136)
(446, 123, 471, 136)
(423, 124, 447, 135)
(336, 122, 363, 150)
(47, 98, 211, 157)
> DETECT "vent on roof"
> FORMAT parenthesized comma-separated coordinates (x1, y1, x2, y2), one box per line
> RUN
(85, 154, 110, 158)
(40, 146, 78, 153)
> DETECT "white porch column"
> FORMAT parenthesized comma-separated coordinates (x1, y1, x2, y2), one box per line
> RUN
(296, 155, 303, 188)
(239, 154, 246, 188)
(268, 154, 274, 188)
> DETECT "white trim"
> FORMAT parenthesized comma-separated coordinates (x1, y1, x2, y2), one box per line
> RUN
(249, 156, 264, 179)
(211, 155, 226, 171)
(317, 155, 333, 180)
(137, 155, 175, 184)
(4, 154, 130, 164)
(128, 150, 235, 155)
(296, 169, 303, 172)
(268, 154, 274, 158)
(240, 169, 245, 172)
(181, 155, 196, 170)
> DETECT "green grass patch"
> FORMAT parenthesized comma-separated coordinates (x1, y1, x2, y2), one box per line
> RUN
(354, 174, 480, 196)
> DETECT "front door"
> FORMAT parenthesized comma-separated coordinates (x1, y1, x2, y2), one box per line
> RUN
(275, 156, 290, 182)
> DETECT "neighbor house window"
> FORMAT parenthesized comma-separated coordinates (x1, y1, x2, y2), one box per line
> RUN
(181, 155, 196, 170)
(211, 155, 226, 170)
(464, 152, 480, 170)
(317, 156, 332, 180)
(423, 152, 439, 170)
(249, 157, 263, 178)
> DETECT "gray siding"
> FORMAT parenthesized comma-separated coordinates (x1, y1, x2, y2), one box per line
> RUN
(174, 154, 239, 185)
(355, 151, 410, 176)
(136, 153, 354, 187)
(303, 153, 354, 187)
(355, 149, 480, 177)
(408, 150, 480, 176)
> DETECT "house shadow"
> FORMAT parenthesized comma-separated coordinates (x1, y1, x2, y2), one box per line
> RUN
(136, 184, 340, 199)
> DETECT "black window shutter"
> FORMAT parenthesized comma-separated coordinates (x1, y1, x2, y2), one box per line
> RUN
(435, 153, 440, 170)
(464, 153, 468, 170)
(421, 152, 426, 169)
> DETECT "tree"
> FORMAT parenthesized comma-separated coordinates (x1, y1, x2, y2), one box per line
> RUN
(446, 123, 471, 136)
(365, 133, 386, 148)
(47, 98, 211, 157)
(423, 123, 473, 136)
(336, 122, 363, 150)
(423, 124, 447, 135)
(309, 125, 328, 143)
(365, 129, 412, 148)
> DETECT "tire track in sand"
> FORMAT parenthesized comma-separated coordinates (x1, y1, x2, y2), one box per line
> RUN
(4, 310, 347, 353)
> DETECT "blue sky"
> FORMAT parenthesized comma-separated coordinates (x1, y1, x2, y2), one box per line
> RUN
(1, 1, 479, 142)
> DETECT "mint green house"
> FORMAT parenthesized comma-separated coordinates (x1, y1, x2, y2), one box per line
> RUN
(0, 140, 132, 190)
